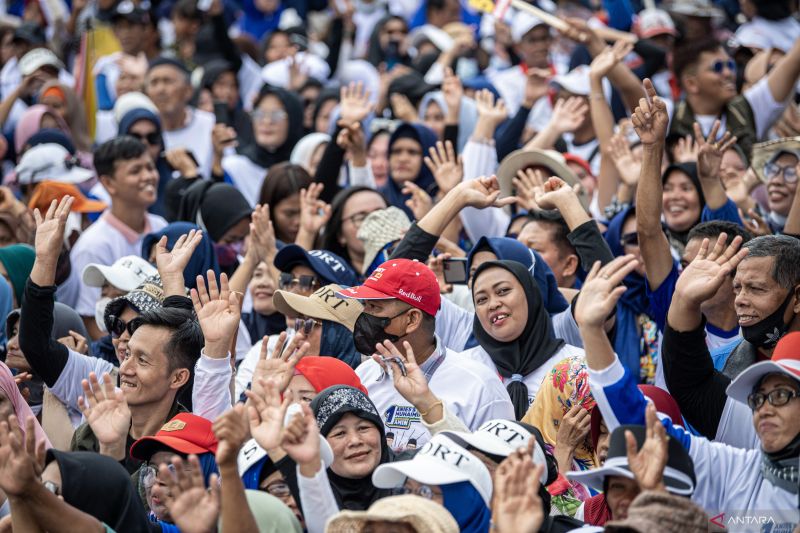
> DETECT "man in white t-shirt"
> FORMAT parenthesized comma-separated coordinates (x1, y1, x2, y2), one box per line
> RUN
(59, 136, 167, 339)
(338, 259, 514, 453)
(145, 57, 215, 178)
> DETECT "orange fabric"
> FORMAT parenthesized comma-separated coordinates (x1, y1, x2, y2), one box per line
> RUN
(41, 86, 66, 102)
(28, 181, 107, 214)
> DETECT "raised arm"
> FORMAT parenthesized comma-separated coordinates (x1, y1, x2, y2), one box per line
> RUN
(783, 161, 800, 236)
(524, 97, 587, 151)
(633, 78, 674, 291)
(694, 121, 738, 211)
(230, 204, 278, 294)
(214, 405, 260, 533)
(766, 38, 800, 103)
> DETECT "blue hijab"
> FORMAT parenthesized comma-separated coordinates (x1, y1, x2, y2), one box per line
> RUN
(604, 206, 652, 377)
(118, 108, 171, 218)
(441, 481, 491, 533)
(380, 123, 438, 220)
(320, 320, 360, 369)
(0, 277, 11, 349)
(141, 222, 220, 291)
(467, 237, 568, 316)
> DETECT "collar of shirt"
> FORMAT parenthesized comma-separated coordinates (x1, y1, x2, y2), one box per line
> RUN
(101, 211, 152, 245)
(418, 335, 447, 381)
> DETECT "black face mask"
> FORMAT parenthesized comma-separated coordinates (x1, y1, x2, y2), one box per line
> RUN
(352, 309, 408, 355)
(741, 289, 797, 349)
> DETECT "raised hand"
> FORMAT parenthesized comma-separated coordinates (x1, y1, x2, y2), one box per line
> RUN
(453, 175, 517, 210)
(252, 332, 310, 395)
(160, 455, 220, 533)
(298, 183, 332, 237)
(575, 256, 639, 329)
(245, 377, 291, 451)
(512, 168, 543, 211)
(606, 133, 641, 187)
(674, 233, 748, 307)
(590, 40, 634, 81)
(191, 270, 242, 358)
(626, 403, 668, 492)
(339, 81, 374, 125)
(281, 403, 320, 466)
(390, 93, 417, 122)
(631, 78, 668, 145)
(77, 372, 131, 454)
(212, 403, 249, 467)
(474, 89, 508, 126)
(211, 123, 238, 160)
(530, 173, 581, 211)
(441, 67, 463, 117)
(561, 17, 604, 56)
(373, 340, 439, 415)
(402, 181, 434, 221)
(673, 134, 698, 163)
(739, 208, 772, 237)
(57, 330, 89, 354)
(424, 140, 463, 194)
(165, 148, 200, 178)
(694, 120, 738, 180)
(493, 446, 546, 533)
(0, 415, 45, 498)
(335, 121, 368, 165)
(156, 229, 203, 280)
(248, 204, 277, 264)
(33, 196, 73, 265)
(553, 405, 591, 473)
(549, 96, 588, 135)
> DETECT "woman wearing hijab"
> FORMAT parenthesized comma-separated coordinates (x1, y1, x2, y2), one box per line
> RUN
(200, 59, 254, 149)
(175, 181, 253, 273)
(141, 222, 220, 291)
(466, 260, 584, 419)
(239, 490, 303, 533)
(366, 15, 411, 68)
(522, 355, 597, 517)
(0, 278, 11, 354)
(312, 88, 340, 135)
(38, 81, 92, 153)
(41, 450, 150, 533)
(382, 122, 439, 220)
(221, 85, 304, 206)
(0, 243, 34, 307)
(661, 162, 706, 256)
(290, 132, 331, 176)
(418, 91, 478, 152)
(321, 186, 388, 274)
(13, 104, 72, 159)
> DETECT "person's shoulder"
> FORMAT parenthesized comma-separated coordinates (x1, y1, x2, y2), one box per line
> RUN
(146, 213, 168, 231)
(441, 350, 501, 381)
(355, 358, 381, 379)
(193, 108, 216, 127)
(70, 421, 99, 451)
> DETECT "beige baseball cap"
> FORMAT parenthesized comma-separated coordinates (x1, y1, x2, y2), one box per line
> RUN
(273, 284, 364, 332)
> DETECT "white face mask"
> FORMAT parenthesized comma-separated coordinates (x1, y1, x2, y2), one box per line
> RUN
(95, 297, 112, 333)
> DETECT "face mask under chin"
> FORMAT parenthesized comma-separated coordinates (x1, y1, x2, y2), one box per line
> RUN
(741, 289, 797, 349)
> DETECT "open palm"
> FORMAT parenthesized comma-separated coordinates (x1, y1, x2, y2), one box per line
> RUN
(162, 456, 220, 533)
(33, 196, 73, 263)
(575, 256, 638, 329)
(245, 378, 290, 451)
(281, 405, 320, 465)
(191, 271, 241, 347)
(78, 373, 130, 446)
(156, 230, 203, 278)
(674, 233, 747, 307)
(340, 81, 373, 125)
(626, 404, 668, 491)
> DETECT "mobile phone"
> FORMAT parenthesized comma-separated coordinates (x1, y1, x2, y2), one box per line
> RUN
(443, 258, 468, 285)
(385, 40, 400, 71)
(197, 0, 213, 11)
(213, 101, 231, 126)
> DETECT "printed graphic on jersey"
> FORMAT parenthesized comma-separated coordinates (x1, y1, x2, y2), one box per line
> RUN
(383, 404, 421, 430)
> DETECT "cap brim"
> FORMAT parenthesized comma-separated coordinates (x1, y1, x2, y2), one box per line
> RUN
(568, 457, 694, 496)
(129, 435, 211, 461)
(373, 456, 471, 490)
(273, 290, 341, 324)
(567, 463, 634, 492)
(82, 264, 141, 291)
(273, 245, 311, 274)
(725, 360, 800, 404)
(496, 149, 588, 211)
(446, 430, 514, 458)
(51, 168, 94, 184)
(72, 198, 107, 213)
(336, 285, 395, 301)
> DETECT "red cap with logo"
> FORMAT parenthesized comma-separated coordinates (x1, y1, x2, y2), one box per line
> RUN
(129, 413, 218, 461)
(336, 258, 441, 316)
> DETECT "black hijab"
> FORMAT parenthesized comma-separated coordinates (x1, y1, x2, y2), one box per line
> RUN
(310, 385, 395, 510)
(47, 449, 150, 533)
(175, 181, 253, 243)
(661, 162, 706, 249)
(472, 260, 564, 419)
(240, 85, 304, 169)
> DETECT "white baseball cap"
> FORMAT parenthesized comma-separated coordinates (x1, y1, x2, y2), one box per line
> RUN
(511, 12, 547, 43)
(635, 9, 678, 39)
(82, 255, 158, 292)
(15, 144, 94, 185)
(372, 433, 493, 506)
(551, 64, 612, 97)
(726, 331, 800, 405)
(18, 47, 64, 76)
(442, 419, 549, 484)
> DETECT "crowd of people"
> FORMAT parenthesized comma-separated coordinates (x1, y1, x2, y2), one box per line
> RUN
(0, 0, 799, 531)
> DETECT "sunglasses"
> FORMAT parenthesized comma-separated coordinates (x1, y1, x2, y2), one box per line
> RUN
(279, 273, 319, 292)
(109, 315, 135, 339)
(129, 131, 161, 145)
(294, 317, 322, 335)
(708, 59, 736, 74)
(264, 481, 291, 498)
(747, 388, 800, 411)
(620, 232, 639, 247)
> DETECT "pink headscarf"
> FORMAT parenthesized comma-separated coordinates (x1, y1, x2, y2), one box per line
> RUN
(13, 104, 71, 154)
(0, 361, 51, 449)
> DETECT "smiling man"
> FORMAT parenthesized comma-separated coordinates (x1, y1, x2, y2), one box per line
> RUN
(60, 136, 167, 339)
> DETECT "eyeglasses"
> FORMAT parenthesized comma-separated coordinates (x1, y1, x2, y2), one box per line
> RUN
(129, 131, 161, 145)
(764, 163, 798, 183)
(279, 273, 319, 292)
(294, 317, 322, 335)
(139, 463, 176, 489)
(708, 59, 736, 74)
(392, 484, 442, 500)
(109, 315, 135, 339)
(620, 232, 639, 247)
(253, 109, 288, 123)
(264, 480, 292, 498)
(343, 209, 381, 228)
(747, 388, 800, 411)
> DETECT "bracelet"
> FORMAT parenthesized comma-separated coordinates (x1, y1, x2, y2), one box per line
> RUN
(589, 93, 604, 100)
(418, 400, 443, 417)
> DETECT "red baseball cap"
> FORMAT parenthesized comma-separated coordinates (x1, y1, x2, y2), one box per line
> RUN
(726, 331, 800, 405)
(337, 259, 441, 316)
(130, 413, 218, 461)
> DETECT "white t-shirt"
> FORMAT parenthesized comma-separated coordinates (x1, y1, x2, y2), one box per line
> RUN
(59, 211, 167, 316)
(357, 338, 515, 453)
(221, 153, 267, 207)
(460, 343, 586, 406)
(163, 108, 215, 178)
